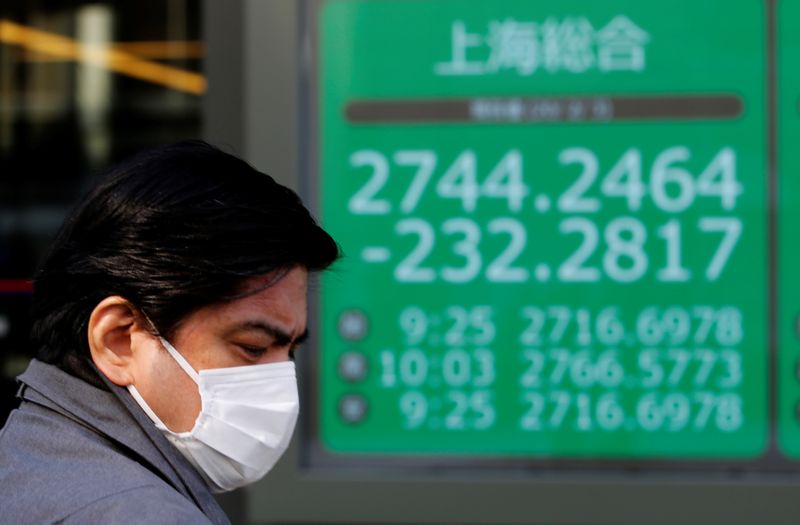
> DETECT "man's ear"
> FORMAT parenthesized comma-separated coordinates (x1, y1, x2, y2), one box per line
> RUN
(87, 296, 143, 386)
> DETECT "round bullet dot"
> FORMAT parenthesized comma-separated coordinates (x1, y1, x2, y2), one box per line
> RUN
(338, 352, 368, 382)
(337, 309, 368, 341)
(339, 394, 368, 424)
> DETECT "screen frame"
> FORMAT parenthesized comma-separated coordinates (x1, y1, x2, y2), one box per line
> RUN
(299, 0, 791, 474)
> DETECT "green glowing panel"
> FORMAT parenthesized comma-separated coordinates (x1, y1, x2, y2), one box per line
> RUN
(778, 0, 800, 459)
(316, 0, 767, 459)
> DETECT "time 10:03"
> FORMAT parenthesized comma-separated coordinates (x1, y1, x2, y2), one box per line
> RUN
(379, 348, 496, 389)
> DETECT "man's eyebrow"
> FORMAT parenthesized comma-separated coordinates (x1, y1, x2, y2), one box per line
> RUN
(229, 321, 309, 347)
(295, 329, 310, 345)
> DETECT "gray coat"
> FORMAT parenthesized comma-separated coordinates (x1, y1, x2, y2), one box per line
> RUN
(0, 359, 231, 524)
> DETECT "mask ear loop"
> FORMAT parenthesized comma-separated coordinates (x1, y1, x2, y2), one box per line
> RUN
(127, 384, 171, 431)
(158, 337, 201, 385)
(140, 313, 201, 384)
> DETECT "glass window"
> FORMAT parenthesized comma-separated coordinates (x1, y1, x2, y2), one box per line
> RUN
(0, 0, 203, 423)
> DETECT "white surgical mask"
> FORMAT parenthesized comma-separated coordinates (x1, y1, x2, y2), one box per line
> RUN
(127, 336, 299, 493)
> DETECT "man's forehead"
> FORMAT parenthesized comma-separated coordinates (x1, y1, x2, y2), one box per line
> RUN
(233, 270, 291, 296)
(234, 268, 308, 297)
(215, 269, 308, 332)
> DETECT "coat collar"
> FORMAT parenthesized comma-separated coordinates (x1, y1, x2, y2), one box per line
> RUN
(17, 359, 230, 525)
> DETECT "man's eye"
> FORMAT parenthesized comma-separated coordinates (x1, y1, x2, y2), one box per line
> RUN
(239, 344, 268, 358)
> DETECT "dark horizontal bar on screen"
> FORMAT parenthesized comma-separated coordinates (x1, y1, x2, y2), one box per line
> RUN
(344, 95, 743, 124)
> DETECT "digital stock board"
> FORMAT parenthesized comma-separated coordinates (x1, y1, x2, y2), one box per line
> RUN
(304, 0, 800, 469)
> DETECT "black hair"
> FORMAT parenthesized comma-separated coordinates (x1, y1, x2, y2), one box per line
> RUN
(31, 140, 339, 371)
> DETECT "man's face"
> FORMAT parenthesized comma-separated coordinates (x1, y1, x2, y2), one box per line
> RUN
(131, 266, 308, 432)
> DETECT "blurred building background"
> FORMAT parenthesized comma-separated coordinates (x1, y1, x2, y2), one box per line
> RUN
(0, 0, 202, 422)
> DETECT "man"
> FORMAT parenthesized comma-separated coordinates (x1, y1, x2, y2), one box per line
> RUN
(0, 141, 339, 523)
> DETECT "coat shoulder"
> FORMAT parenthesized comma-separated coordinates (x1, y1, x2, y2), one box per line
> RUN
(0, 406, 204, 524)
(60, 485, 213, 524)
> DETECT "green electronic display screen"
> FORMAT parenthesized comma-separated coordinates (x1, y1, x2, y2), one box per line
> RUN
(303, 0, 800, 467)
(779, 0, 800, 460)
